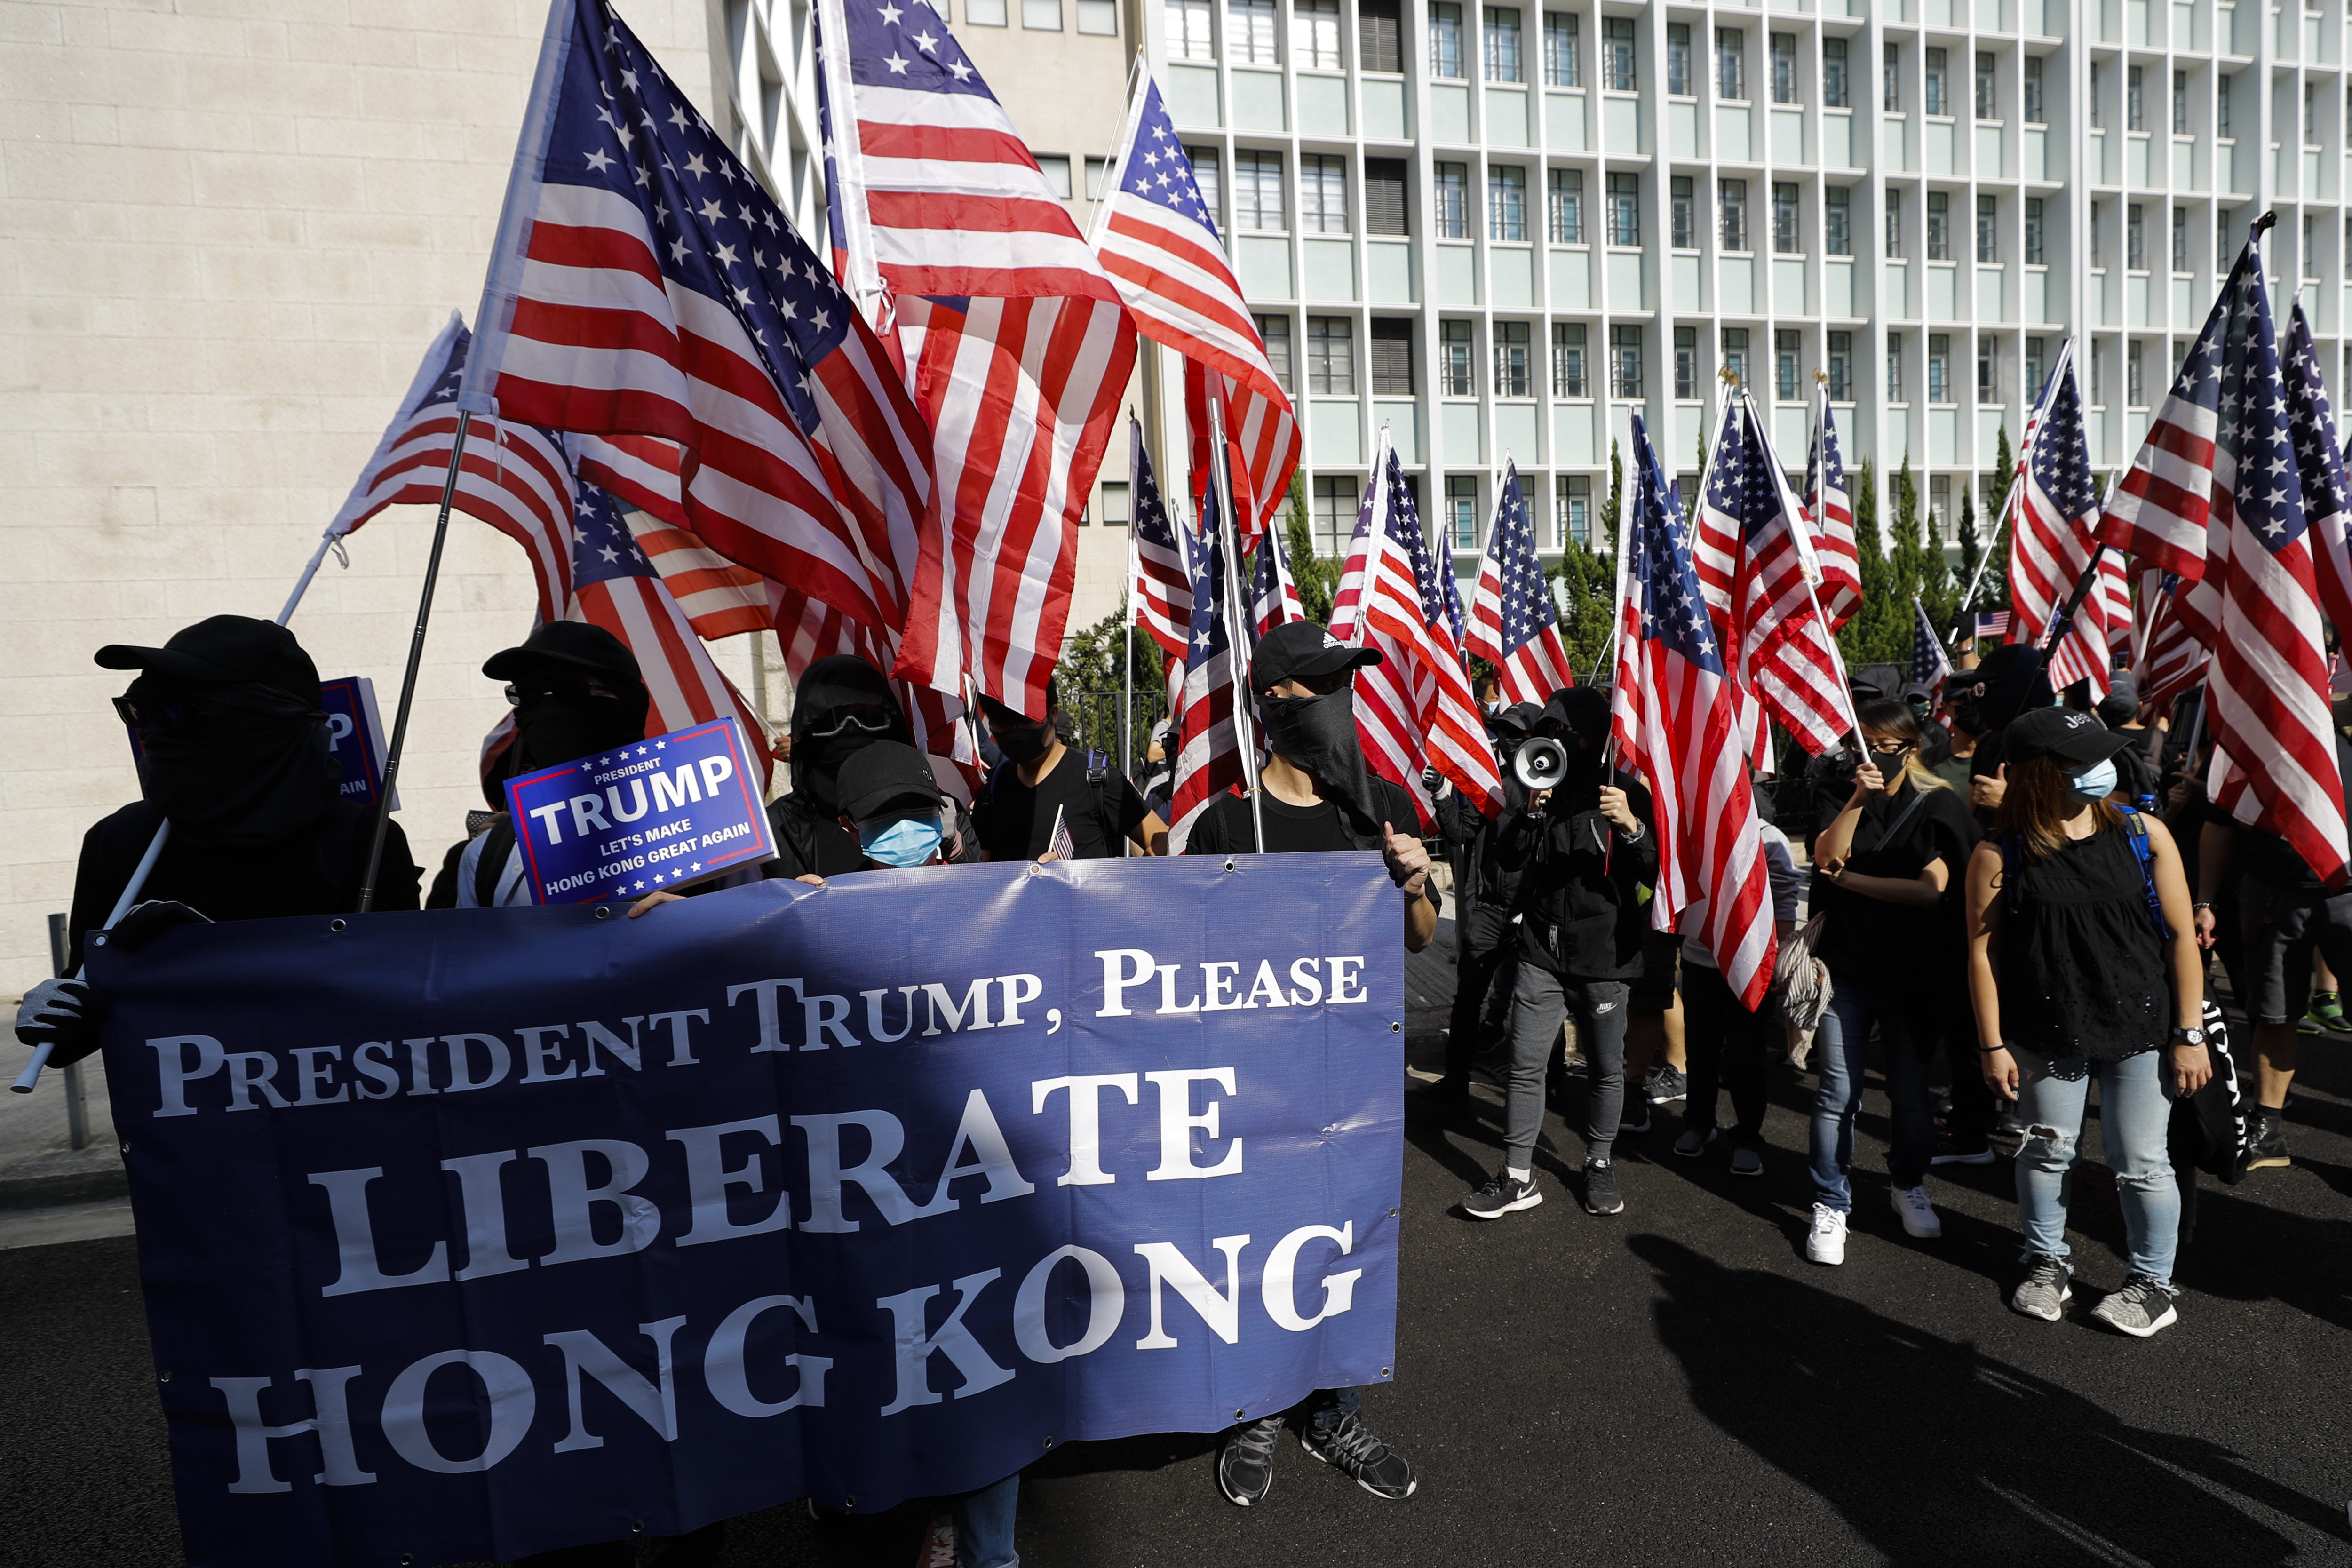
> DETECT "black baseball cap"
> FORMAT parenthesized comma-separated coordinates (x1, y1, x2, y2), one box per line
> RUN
(1249, 620, 1384, 693)
(96, 614, 323, 702)
(2005, 705, 2138, 767)
(1492, 701, 1542, 736)
(979, 677, 1060, 726)
(483, 621, 643, 686)
(835, 740, 946, 821)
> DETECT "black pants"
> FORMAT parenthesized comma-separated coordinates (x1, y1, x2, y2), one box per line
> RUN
(1681, 961, 1772, 1144)
(1445, 905, 1518, 1082)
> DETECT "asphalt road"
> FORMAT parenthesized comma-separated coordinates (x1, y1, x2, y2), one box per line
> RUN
(6, 923, 2351, 1568)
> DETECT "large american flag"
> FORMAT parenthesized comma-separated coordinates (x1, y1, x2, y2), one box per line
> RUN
(1331, 438, 1504, 823)
(1709, 394, 1854, 756)
(1090, 77, 1298, 549)
(818, 0, 1135, 716)
(459, 0, 936, 715)
(1466, 460, 1575, 703)
(1248, 515, 1306, 637)
(1611, 412, 1776, 1008)
(2045, 547, 2128, 695)
(1167, 501, 1244, 853)
(2101, 235, 2347, 888)
(2282, 296, 2352, 637)
(2008, 348, 2108, 692)
(1131, 430, 1193, 660)
(1690, 397, 1744, 625)
(1804, 390, 1861, 634)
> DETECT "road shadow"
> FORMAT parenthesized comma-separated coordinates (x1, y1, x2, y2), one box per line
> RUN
(1628, 1233, 2336, 1565)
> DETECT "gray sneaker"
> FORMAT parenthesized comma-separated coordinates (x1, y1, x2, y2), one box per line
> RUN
(2090, 1274, 2179, 1338)
(2010, 1255, 2074, 1321)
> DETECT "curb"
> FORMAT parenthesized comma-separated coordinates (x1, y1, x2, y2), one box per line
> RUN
(0, 1147, 128, 1211)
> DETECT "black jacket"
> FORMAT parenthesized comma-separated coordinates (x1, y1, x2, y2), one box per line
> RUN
(1439, 775, 1532, 923)
(1498, 768, 1659, 979)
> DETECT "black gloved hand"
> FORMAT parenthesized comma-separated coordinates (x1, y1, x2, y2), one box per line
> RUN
(16, 978, 102, 1067)
(103, 900, 213, 954)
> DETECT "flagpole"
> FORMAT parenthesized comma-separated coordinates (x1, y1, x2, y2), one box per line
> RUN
(1960, 336, 2069, 616)
(1601, 414, 1642, 775)
(356, 410, 473, 913)
(1208, 397, 1266, 853)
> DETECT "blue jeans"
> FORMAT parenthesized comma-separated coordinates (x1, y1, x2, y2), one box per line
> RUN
(955, 1472, 1019, 1568)
(2014, 1048, 2181, 1290)
(1810, 983, 1936, 1210)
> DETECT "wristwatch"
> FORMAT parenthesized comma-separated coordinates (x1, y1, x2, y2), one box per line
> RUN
(2169, 1025, 2207, 1046)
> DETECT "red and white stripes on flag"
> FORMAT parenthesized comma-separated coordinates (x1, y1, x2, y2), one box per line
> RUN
(1466, 460, 1576, 703)
(1167, 505, 1246, 853)
(2134, 570, 2208, 714)
(818, 0, 1135, 716)
(1331, 434, 1505, 825)
(1613, 411, 1777, 1007)
(2043, 547, 2128, 695)
(2008, 343, 2104, 655)
(1129, 428, 1193, 660)
(1249, 516, 1307, 638)
(1804, 390, 1861, 635)
(1088, 74, 1298, 548)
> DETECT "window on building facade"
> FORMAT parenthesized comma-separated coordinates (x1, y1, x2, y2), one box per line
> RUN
(2173, 205, 2189, 272)
(2173, 69, 2189, 134)
(2090, 340, 2103, 402)
(1612, 324, 1643, 397)
(1187, 146, 1223, 227)
(1167, 0, 1212, 57)
(1976, 194, 1996, 262)
(1494, 321, 1532, 396)
(1435, 162, 1470, 237)
(2025, 196, 2043, 264)
(2127, 64, 2144, 130)
(1227, 0, 1276, 59)
(1720, 178, 1749, 251)
(1675, 325, 1699, 397)
(1823, 36, 1849, 107)
(1553, 322, 1588, 396)
(1369, 318, 1414, 393)
(1440, 319, 1475, 394)
(1923, 47, 1946, 115)
(2218, 73, 2233, 136)
(1365, 158, 1407, 235)
(2308, 80, 2322, 146)
(966, 0, 1009, 24)
(1718, 27, 1746, 99)
(1542, 11, 1578, 86)
(1235, 150, 1285, 229)
(1608, 171, 1639, 245)
(1359, 0, 1401, 71)
(1076, 0, 1116, 34)
(1926, 190, 1948, 259)
(1255, 313, 1293, 391)
(1085, 157, 1111, 199)
(1828, 330, 1852, 400)
(2025, 56, 2045, 122)
(1978, 336, 1995, 400)
(1548, 168, 1583, 243)
(1975, 50, 1994, 119)
(2025, 335, 2045, 400)
(1888, 333, 1905, 401)
(1306, 316, 1355, 393)
(2344, 216, 2352, 281)
(1722, 326, 1748, 387)
(1886, 187, 1902, 257)
(2128, 338, 2145, 406)
(2090, 61, 2104, 128)
(1827, 186, 1852, 255)
(1489, 165, 1526, 241)
(2218, 206, 2238, 270)
(1605, 16, 1635, 90)
(1773, 182, 1800, 253)
(1293, 0, 1340, 67)
(2127, 203, 2145, 270)
(1485, 6, 1522, 81)
(1430, 1, 1462, 77)
(1557, 474, 1591, 547)
(1299, 153, 1348, 232)
(2306, 214, 2321, 280)
(1884, 42, 1900, 111)
(1667, 23, 1691, 96)
(1023, 0, 1062, 30)
(1928, 333, 1951, 402)
(1098, 481, 1130, 525)
(1930, 475, 1951, 540)
(1312, 475, 1358, 556)
(1446, 476, 1479, 549)
(1777, 329, 1802, 399)
(1036, 155, 1073, 197)
(1671, 176, 1695, 249)
(1772, 32, 1796, 103)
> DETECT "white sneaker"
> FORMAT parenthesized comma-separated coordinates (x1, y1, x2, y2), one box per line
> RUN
(1890, 1184, 1943, 1239)
(1805, 1202, 1847, 1265)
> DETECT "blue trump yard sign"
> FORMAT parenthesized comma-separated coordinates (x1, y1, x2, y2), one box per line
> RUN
(318, 677, 396, 812)
(90, 857, 1405, 1568)
(504, 717, 774, 903)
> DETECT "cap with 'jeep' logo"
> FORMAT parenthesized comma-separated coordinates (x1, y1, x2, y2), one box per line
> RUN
(1248, 619, 1386, 693)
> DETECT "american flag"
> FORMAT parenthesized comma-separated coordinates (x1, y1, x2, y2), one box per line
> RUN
(2134, 570, 2207, 713)
(1911, 595, 1954, 696)
(1131, 430, 1193, 660)
(1804, 390, 1861, 635)
(459, 0, 937, 709)
(1331, 437, 1504, 824)
(1466, 460, 1575, 703)
(1709, 394, 1855, 756)
(1690, 397, 1744, 628)
(2008, 348, 2107, 687)
(1971, 610, 2013, 641)
(1610, 412, 1777, 1008)
(817, 0, 1135, 716)
(2283, 296, 2352, 636)
(332, 317, 579, 626)
(1046, 804, 1075, 863)
(1167, 509, 1244, 853)
(1090, 78, 1298, 549)
(1248, 515, 1306, 637)
(2103, 235, 2346, 889)
(2044, 548, 2128, 695)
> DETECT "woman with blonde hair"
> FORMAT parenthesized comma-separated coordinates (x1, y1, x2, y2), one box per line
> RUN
(1966, 707, 2208, 1337)
(1804, 699, 1982, 1266)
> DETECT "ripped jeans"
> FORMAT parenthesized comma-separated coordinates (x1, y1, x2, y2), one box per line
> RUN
(2013, 1047, 2181, 1290)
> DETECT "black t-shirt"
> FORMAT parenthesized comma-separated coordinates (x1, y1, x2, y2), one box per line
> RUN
(973, 747, 1149, 861)
(1811, 777, 1981, 980)
(1183, 774, 1420, 859)
(68, 798, 421, 971)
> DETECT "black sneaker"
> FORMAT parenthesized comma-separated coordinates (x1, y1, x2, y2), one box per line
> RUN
(1582, 1158, 1625, 1215)
(1929, 1133, 1996, 1167)
(1645, 1065, 1688, 1104)
(1300, 1414, 1416, 1500)
(1217, 1414, 1286, 1506)
(2244, 1109, 2291, 1170)
(1462, 1169, 1543, 1219)
(1618, 1099, 1652, 1134)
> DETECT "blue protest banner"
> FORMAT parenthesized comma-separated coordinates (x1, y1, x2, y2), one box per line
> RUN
(504, 716, 774, 903)
(90, 857, 1403, 1568)
(318, 676, 397, 812)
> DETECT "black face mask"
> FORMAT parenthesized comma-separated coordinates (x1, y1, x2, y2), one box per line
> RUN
(1257, 687, 1383, 841)
(791, 656, 914, 815)
(513, 686, 646, 771)
(131, 677, 340, 849)
(1947, 694, 1985, 735)
(993, 722, 1053, 764)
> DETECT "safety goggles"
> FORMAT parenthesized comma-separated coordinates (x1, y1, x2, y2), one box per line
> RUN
(804, 705, 896, 740)
(503, 677, 620, 708)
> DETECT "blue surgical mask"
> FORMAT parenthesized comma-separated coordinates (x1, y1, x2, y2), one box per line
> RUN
(859, 813, 945, 868)
(2068, 757, 2119, 803)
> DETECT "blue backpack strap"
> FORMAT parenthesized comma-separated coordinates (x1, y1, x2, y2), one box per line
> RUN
(2117, 807, 2172, 940)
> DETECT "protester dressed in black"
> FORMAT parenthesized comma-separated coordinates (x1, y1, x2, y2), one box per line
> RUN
(1183, 619, 1428, 1511)
(765, 654, 922, 881)
(1422, 703, 1541, 1102)
(974, 682, 1166, 860)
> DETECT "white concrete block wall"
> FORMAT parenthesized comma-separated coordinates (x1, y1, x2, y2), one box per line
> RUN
(0, 0, 727, 1005)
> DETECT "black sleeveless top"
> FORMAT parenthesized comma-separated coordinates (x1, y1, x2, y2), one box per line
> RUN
(1996, 823, 2168, 1062)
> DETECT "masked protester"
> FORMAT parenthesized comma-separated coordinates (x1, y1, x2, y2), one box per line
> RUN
(1968, 708, 2207, 1337)
(1183, 618, 1427, 1512)
(766, 654, 920, 880)
(16, 616, 422, 1070)
(1947, 641, 2047, 822)
(1465, 686, 1656, 1222)
(1420, 702, 1542, 1105)
(973, 679, 1168, 860)
(440, 623, 651, 909)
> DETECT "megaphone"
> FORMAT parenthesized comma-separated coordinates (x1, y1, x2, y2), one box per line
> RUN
(1514, 736, 1569, 791)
